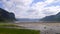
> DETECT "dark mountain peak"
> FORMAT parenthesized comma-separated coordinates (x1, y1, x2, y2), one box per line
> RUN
(57, 12, 60, 15)
(0, 8, 9, 14)
(0, 8, 15, 22)
(56, 12, 60, 16)
(0, 8, 6, 12)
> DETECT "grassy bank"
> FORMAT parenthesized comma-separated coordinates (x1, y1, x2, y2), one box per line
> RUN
(0, 23, 40, 34)
(0, 28, 40, 34)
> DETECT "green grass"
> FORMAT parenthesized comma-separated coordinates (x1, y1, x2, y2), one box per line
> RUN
(0, 28, 40, 34)
(0, 23, 26, 28)
(0, 23, 19, 27)
(0, 23, 40, 34)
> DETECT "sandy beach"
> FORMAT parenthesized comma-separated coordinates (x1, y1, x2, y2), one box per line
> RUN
(15, 22, 60, 34)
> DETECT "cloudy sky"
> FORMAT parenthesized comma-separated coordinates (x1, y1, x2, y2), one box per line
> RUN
(0, 0, 60, 19)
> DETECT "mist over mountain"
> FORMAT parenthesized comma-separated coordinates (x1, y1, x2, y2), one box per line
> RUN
(41, 12, 60, 22)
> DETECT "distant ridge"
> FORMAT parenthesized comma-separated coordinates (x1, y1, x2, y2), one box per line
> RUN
(41, 12, 60, 22)
(16, 18, 40, 22)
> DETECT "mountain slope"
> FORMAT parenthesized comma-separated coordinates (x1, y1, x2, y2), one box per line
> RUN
(41, 12, 60, 21)
(0, 8, 15, 22)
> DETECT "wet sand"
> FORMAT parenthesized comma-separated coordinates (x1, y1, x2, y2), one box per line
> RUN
(15, 22, 60, 34)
